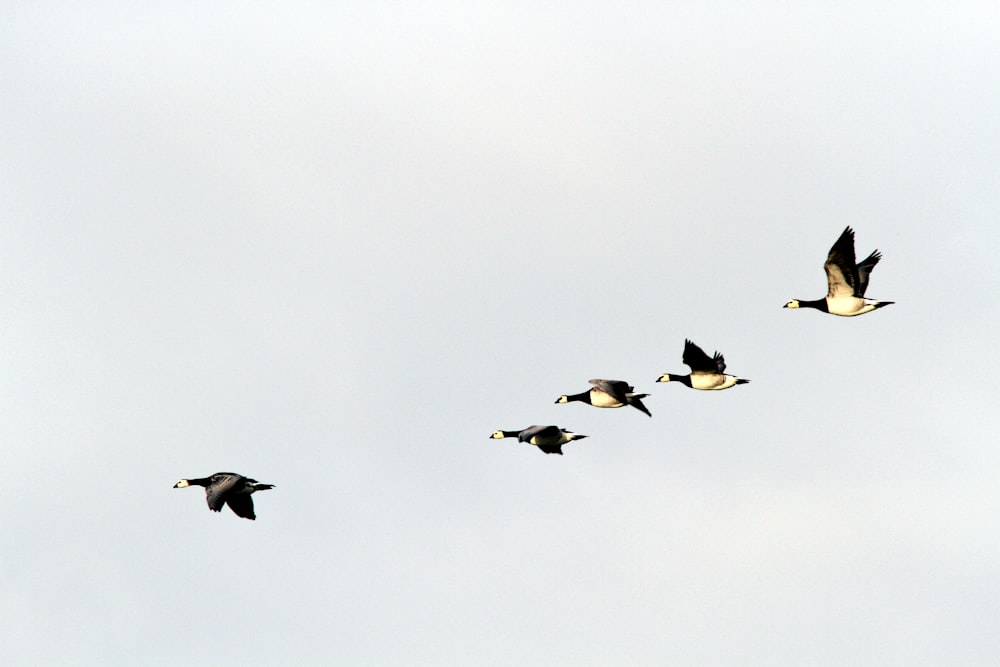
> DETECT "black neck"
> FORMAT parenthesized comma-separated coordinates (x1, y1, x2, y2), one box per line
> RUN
(666, 374, 692, 387)
(798, 298, 829, 312)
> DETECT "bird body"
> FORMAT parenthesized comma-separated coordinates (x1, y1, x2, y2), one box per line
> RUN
(490, 425, 588, 455)
(657, 339, 750, 390)
(173, 472, 274, 520)
(555, 379, 652, 417)
(784, 226, 893, 316)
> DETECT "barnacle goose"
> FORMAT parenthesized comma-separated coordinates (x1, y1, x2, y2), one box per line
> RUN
(173, 472, 274, 520)
(784, 226, 894, 316)
(490, 425, 588, 455)
(657, 339, 750, 390)
(555, 379, 652, 417)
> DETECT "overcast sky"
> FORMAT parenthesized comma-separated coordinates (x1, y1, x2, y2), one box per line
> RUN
(2, 2, 999, 665)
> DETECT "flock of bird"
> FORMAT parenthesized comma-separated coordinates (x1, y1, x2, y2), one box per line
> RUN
(489, 225, 894, 457)
(174, 226, 893, 519)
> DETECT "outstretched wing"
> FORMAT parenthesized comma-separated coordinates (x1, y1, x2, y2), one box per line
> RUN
(535, 441, 565, 455)
(682, 339, 722, 373)
(824, 226, 861, 298)
(204, 473, 243, 512)
(855, 249, 882, 297)
(518, 425, 558, 443)
(628, 394, 652, 417)
(225, 494, 256, 520)
(711, 351, 727, 374)
(589, 379, 630, 404)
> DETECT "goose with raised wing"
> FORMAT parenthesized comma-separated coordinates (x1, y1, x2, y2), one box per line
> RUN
(784, 226, 894, 316)
(657, 339, 750, 390)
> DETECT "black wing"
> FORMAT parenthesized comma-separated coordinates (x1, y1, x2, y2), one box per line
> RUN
(855, 249, 882, 297)
(682, 339, 722, 373)
(518, 425, 560, 443)
(711, 351, 726, 374)
(824, 226, 861, 298)
(204, 473, 243, 512)
(629, 395, 652, 417)
(535, 442, 565, 455)
(225, 494, 256, 520)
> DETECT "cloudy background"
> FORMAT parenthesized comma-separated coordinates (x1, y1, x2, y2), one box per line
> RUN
(2, 2, 998, 665)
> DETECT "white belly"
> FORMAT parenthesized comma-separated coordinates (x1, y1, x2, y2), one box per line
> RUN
(691, 374, 738, 390)
(589, 389, 625, 408)
(826, 296, 874, 317)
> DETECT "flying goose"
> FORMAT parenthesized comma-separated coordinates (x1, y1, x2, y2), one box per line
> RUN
(657, 339, 750, 390)
(555, 379, 652, 417)
(784, 226, 894, 316)
(490, 425, 588, 455)
(173, 472, 275, 520)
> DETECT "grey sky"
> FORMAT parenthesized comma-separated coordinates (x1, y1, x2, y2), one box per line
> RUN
(2, 2, 998, 665)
